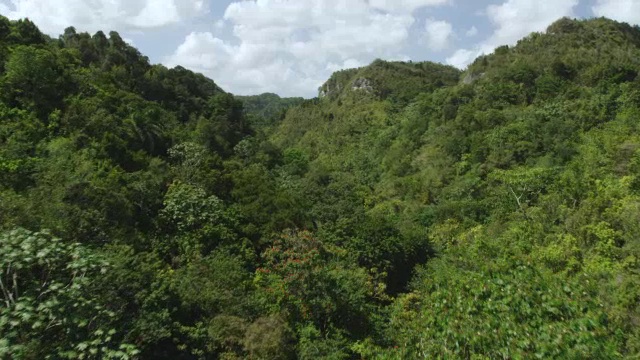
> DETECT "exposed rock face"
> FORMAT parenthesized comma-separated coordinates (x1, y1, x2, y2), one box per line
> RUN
(317, 60, 460, 100)
(319, 81, 343, 98)
(320, 77, 374, 98)
(352, 78, 374, 92)
(462, 72, 485, 85)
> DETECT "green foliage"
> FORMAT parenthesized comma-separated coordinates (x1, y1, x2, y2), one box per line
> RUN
(256, 231, 379, 325)
(268, 16, 640, 358)
(243, 315, 295, 360)
(238, 93, 304, 128)
(384, 247, 620, 359)
(1, 14, 640, 359)
(7, 18, 46, 45)
(255, 230, 384, 359)
(318, 59, 460, 105)
(158, 181, 240, 263)
(2, 45, 68, 117)
(0, 228, 138, 359)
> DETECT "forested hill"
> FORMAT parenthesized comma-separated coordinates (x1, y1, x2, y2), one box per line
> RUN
(1, 14, 639, 359)
(237, 93, 304, 128)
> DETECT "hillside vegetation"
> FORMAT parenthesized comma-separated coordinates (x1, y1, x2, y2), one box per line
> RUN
(237, 93, 304, 129)
(1, 15, 639, 359)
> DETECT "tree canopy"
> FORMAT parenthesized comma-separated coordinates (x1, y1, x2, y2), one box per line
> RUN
(0, 15, 639, 359)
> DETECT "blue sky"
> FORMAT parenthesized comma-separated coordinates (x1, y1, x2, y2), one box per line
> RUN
(1, 0, 639, 97)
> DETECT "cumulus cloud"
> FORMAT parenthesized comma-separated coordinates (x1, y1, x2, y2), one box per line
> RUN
(466, 26, 478, 37)
(0, 0, 207, 35)
(169, 32, 233, 71)
(446, 49, 477, 69)
(485, 0, 578, 46)
(165, 0, 448, 97)
(446, 0, 578, 69)
(369, 0, 450, 13)
(326, 59, 364, 73)
(592, 0, 640, 25)
(424, 18, 453, 51)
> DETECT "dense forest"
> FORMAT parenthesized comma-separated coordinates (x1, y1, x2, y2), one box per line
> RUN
(0, 14, 639, 359)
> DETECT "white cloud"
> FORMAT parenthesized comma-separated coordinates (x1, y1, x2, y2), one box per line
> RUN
(485, 0, 578, 46)
(326, 58, 364, 73)
(369, 0, 450, 13)
(446, 49, 477, 69)
(592, 0, 640, 25)
(424, 18, 453, 51)
(0, 0, 207, 35)
(169, 32, 231, 71)
(122, 37, 136, 47)
(165, 0, 446, 97)
(466, 26, 478, 37)
(446, 0, 578, 69)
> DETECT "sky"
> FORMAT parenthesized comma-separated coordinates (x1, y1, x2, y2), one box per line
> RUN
(1, 0, 639, 98)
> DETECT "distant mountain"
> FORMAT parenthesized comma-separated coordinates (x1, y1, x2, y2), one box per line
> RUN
(318, 59, 460, 104)
(237, 92, 304, 127)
